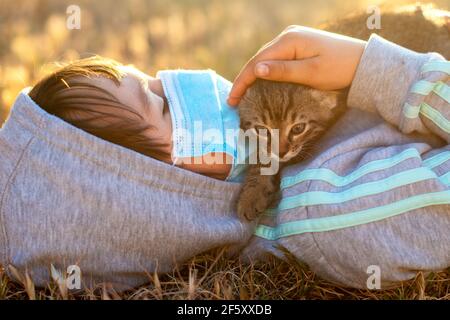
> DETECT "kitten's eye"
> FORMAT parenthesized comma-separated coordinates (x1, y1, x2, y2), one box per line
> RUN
(254, 125, 272, 143)
(291, 123, 306, 136)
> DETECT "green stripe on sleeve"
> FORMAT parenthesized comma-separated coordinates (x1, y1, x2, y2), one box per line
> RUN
(423, 150, 450, 168)
(280, 148, 421, 189)
(268, 167, 437, 214)
(403, 102, 421, 119)
(439, 172, 450, 185)
(420, 102, 450, 133)
(255, 191, 450, 240)
(421, 61, 450, 75)
(410, 81, 450, 103)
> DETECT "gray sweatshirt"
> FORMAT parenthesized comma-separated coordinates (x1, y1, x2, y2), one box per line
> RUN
(0, 35, 449, 291)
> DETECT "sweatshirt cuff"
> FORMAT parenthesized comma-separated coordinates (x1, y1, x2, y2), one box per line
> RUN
(347, 34, 437, 129)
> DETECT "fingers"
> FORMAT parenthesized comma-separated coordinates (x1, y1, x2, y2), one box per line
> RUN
(252, 57, 321, 85)
(228, 25, 367, 106)
(228, 37, 296, 106)
(227, 64, 257, 106)
(228, 56, 321, 106)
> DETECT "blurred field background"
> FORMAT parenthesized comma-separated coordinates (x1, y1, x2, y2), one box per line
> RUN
(1, 0, 449, 122)
(0, 0, 449, 300)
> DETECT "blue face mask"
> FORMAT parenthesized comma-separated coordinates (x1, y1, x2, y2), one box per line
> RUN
(157, 70, 249, 182)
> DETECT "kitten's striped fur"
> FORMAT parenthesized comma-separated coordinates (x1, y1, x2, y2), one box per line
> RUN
(237, 79, 346, 221)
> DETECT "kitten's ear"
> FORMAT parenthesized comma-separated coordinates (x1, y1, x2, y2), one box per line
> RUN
(310, 89, 344, 110)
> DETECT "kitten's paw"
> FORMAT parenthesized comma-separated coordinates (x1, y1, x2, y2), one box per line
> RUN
(237, 199, 261, 221)
(237, 192, 269, 221)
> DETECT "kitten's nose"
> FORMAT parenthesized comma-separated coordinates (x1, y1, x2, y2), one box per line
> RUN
(278, 143, 289, 159)
(279, 150, 288, 159)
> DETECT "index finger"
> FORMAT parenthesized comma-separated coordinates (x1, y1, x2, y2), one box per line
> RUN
(227, 61, 257, 106)
(228, 36, 294, 106)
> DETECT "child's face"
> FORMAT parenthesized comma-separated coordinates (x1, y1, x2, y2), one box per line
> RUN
(86, 65, 173, 161)
(82, 65, 232, 180)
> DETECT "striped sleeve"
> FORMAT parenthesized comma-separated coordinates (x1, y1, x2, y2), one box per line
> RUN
(243, 35, 450, 289)
(348, 34, 449, 142)
(401, 60, 450, 142)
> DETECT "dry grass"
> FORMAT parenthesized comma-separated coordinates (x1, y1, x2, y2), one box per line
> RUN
(1, 249, 449, 300)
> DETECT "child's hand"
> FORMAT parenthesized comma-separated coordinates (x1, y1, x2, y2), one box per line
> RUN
(227, 26, 367, 106)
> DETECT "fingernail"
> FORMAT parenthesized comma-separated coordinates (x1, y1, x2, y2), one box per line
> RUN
(227, 98, 237, 106)
(256, 63, 269, 77)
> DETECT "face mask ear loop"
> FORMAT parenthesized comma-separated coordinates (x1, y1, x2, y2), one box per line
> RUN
(170, 148, 178, 167)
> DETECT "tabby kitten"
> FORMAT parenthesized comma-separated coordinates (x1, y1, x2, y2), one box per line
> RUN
(236, 5, 450, 221)
(237, 79, 346, 221)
